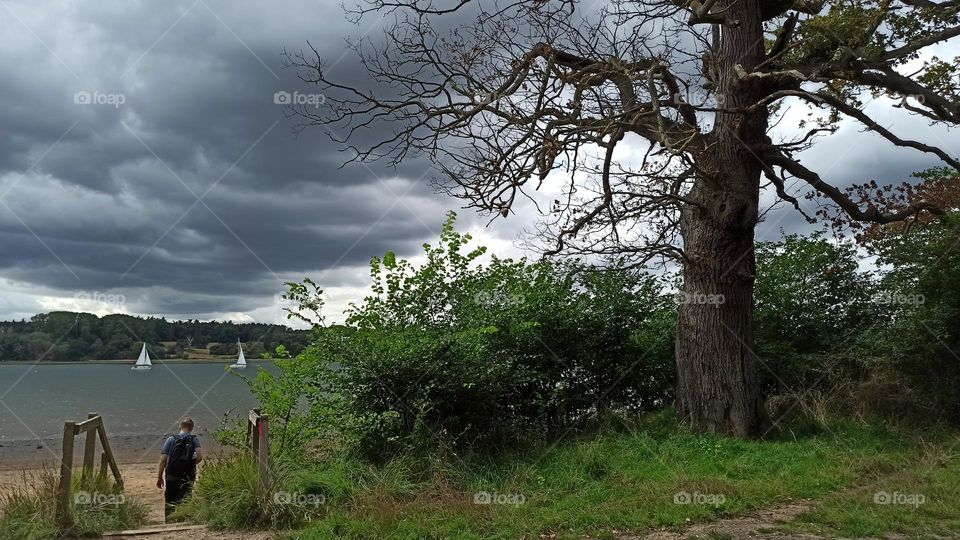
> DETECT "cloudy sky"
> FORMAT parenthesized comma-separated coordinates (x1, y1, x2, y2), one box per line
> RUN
(0, 0, 957, 325)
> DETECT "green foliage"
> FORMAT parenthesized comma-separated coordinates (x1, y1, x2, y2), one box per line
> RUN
(239, 212, 674, 460)
(306, 212, 676, 458)
(866, 212, 960, 421)
(754, 232, 878, 392)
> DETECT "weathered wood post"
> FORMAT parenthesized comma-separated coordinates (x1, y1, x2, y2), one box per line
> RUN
(98, 452, 109, 482)
(247, 408, 269, 494)
(249, 408, 260, 459)
(257, 413, 269, 494)
(56, 421, 76, 530)
(82, 412, 98, 480)
(96, 421, 123, 487)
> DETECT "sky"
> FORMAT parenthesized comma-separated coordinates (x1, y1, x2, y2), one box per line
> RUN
(0, 0, 957, 326)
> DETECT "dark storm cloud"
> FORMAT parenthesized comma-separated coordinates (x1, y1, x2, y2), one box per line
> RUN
(0, 0, 957, 322)
(0, 0, 469, 320)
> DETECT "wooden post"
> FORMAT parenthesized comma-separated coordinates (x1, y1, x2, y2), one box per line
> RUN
(56, 421, 76, 530)
(249, 408, 261, 460)
(96, 423, 123, 487)
(82, 412, 98, 481)
(256, 413, 269, 494)
(98, 452, 109, 482)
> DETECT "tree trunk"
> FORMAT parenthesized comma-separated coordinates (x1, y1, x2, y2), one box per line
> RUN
(674, 0, 767, 437)
(675, 198, 764, 436)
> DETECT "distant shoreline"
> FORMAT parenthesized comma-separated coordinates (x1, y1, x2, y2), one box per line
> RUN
(0, 358, 272, 365)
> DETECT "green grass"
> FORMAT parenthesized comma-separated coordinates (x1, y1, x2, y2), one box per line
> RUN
(177, 412, 959, 539)
(0, 470, 147, 539)
(781, 442, 960, 538)
(293, 421, 911, 539)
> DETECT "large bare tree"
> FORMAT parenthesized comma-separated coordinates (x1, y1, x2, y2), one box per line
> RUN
(288, 0, 960, 436)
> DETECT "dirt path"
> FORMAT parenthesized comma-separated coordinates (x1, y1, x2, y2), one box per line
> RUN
(622, 499, 825, 540)
(102, 525, 279, 539)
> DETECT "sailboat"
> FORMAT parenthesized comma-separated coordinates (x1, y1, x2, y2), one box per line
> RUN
(229, 340, 247, 369)
(131, 343, 152, 371)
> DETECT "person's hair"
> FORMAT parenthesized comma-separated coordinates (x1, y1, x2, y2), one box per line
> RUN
(179, 417, 194, 431)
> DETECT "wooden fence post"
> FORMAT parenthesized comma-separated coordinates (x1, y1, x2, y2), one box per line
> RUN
(249, 408, 260, 460)
(56, 421, 76, 530)
(97, 422, 123, 487)
(98, 452, 109, 482)
(256, 413, 269, 494)
(82, 412, 98, 480)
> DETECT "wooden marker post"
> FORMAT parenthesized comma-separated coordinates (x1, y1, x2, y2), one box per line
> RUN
(56, 421, 76, 530)
(247, 408, 270, 494)
(82, 412, 98, 480)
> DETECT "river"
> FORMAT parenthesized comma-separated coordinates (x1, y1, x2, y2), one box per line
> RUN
(0, 362, 264, 465)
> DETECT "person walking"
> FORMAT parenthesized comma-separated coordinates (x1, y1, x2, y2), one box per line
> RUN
(157, 417, 203, 519)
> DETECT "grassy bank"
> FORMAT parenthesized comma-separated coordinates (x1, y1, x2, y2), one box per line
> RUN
(0, 471, 147, 539)
(782, 445, 960, 538)
(176, 412, 960, 539)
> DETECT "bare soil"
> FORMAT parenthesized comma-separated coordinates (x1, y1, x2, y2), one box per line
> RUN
(622, 499, 834, 540)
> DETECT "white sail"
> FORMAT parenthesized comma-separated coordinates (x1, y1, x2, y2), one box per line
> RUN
(236, 341, 246, 366)
(230, 340, 247, 369)
(132, 343, 152, 370)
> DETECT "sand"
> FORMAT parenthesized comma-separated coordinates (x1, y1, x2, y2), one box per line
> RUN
(0, 437, 252, 531)
(2, 461, 177, 525)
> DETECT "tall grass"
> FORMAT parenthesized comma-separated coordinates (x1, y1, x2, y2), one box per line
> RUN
(0, 469, 147, 539)
(174, 454, 358, 529)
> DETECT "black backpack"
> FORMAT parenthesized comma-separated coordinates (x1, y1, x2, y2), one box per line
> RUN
(165, 434, 196, 477)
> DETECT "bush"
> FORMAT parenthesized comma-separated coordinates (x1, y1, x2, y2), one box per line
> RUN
(754, 232, 878, 394)
(246, 212, 676, 460)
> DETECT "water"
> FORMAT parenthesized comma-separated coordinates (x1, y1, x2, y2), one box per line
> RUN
(0, 363, 265, 443)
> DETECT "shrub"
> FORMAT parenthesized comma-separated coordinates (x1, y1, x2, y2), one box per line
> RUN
(248, 212, 676, 459)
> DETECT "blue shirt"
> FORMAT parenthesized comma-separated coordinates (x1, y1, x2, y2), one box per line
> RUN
(160, 432, 201, 455)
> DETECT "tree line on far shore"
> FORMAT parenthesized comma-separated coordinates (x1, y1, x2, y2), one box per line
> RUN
(0, 312, 310, 362)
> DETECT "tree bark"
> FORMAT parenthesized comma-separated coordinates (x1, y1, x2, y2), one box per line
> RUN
(675, 0, 767, 437)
